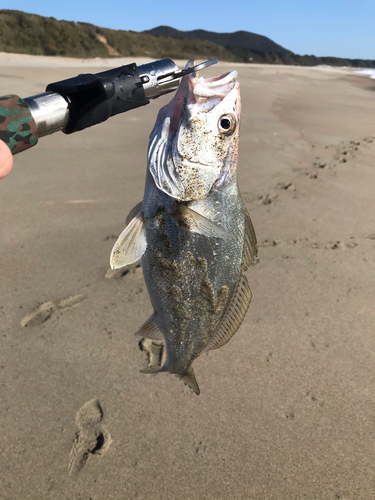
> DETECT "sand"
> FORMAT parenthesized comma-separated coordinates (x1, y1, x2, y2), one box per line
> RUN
(1, 54, 375, 500)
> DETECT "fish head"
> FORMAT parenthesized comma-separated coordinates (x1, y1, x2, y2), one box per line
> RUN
(147, 60, 241, 201)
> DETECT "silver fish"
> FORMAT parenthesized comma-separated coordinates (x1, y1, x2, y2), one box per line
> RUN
(111, 60, 257, 395)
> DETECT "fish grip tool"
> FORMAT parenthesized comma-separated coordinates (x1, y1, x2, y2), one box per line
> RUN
(46, 63, 148, 134)
(0, 58, 217, 155)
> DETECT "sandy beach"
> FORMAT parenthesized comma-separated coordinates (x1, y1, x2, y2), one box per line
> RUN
(1, 54, 375, 499)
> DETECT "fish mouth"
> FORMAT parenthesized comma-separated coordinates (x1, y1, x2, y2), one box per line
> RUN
(203, 71, 238, 85)
(192, 70, 238, 99)
(165, 62, 239, 135)
(184, 61, 238, 102)
(157, 64, 238, 142)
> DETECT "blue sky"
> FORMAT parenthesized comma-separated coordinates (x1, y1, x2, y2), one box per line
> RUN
(5, 0, 375, 59)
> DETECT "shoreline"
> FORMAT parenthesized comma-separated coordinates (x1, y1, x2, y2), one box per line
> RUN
(0, 51, 373, 77)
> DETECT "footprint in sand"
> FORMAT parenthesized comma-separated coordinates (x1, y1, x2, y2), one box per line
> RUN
(350, 233, 375, 240)
(68, 398, 111, 477)
(258, 193, 279, 205)
(258, 238, 357, 250)
(308, 240, 358, 250)
(275, 182, 296, 191)
(20, 294, 86, 327)
(258, 183, 297, 206)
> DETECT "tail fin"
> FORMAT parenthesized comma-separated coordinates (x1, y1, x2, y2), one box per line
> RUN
(140, 364, 200, 395)
(176, 366, 200, 395)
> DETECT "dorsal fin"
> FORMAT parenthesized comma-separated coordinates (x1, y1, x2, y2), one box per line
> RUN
(110, 205, 146, 269)
(241, 208, 258, 271)
(134, 313, 165, 341)
(204, 274, 252, 352)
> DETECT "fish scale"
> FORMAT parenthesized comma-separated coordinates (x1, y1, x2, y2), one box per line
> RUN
(142, 173, 245, 366)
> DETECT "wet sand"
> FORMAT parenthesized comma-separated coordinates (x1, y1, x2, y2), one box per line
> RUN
(1, 54, 375, 499)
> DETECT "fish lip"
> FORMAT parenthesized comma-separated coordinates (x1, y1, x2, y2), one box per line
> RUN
(183, 65, 238, 105)
(188, 70, 238, 101)
(198, 70, 238, 88)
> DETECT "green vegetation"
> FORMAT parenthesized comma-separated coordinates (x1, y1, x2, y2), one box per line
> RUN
(1, 10, 374, 68)
(100, 26, 239, 60)
(0, 10, 238, 60)
(0, 10, 108, 57)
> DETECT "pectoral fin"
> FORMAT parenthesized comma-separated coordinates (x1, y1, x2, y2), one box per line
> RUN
(110, 205, 146, 270)
(176, 204, 227, 239)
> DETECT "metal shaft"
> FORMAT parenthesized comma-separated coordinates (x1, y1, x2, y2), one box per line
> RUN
(24, 91, 69, 138)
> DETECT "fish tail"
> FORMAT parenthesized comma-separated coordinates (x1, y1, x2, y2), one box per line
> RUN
(141, 362, 200, 395)
(175, 366, 200, 395)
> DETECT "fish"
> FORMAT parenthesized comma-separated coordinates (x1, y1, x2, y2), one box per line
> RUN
(110, 60, 257, 395)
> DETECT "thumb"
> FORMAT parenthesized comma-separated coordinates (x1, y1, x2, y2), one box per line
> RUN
(0, 140, 13, 179)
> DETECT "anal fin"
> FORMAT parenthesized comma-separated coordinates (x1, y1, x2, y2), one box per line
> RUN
(134, 313, 165, 341)
(204, 274, 252, 352)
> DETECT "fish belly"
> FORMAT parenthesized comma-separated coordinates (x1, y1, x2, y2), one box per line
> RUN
(142, 173, 245, 374)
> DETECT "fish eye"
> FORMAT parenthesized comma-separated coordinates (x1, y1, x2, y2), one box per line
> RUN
(218, 114, 236, 135)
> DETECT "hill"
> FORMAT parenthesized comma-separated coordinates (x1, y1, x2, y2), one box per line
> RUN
(0, 10, 374, 68)
(0, 10, 241, 61)
(144, 26, 292, 54)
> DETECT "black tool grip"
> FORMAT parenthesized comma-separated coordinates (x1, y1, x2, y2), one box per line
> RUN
(46, 63, 149, 134)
